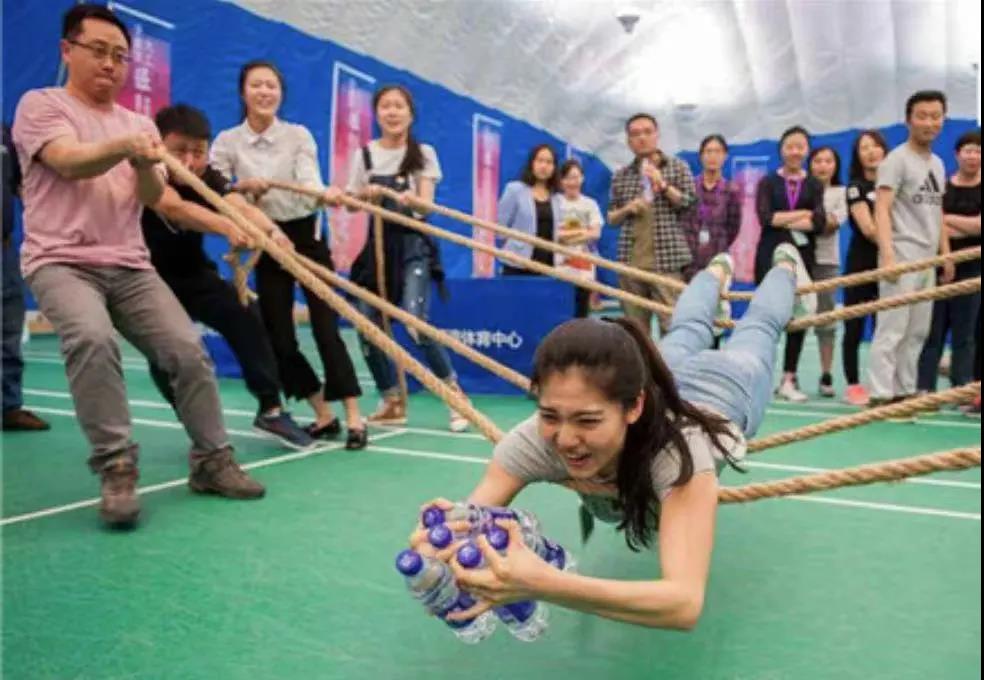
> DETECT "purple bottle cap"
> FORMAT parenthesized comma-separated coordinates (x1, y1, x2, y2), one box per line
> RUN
(456, 542, 483, 569)
(395, 549, 423, 576)
(485, 526, 509, 551)
(421, 506, 446, 528)
(428, 524, 453, 549)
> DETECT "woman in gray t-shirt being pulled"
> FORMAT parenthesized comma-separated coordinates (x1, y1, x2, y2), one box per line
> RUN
(415, 244, 814, 630)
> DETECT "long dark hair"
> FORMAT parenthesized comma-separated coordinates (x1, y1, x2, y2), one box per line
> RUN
(520, 144, 560, 192)
(372, 84, 424, 178)
(808, 146, 843, 186)
(238, 60, 286, 121)
(848, 129, 888, 182)
(531, 317, 740, 551)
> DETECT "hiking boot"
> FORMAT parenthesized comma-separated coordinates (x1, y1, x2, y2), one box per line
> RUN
(189, 447, 265, 499)
(99, 458, 140, 527)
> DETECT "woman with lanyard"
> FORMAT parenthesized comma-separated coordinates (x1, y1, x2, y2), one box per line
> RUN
(754, 125, 825, 403)
(212, 60, 368, 449)
(408, 245, 816, 629)
(683, 134, 742, 280)
(497, 144, 564, 275)
(807, 146, 847, 398)
(323, 84, 468, 433)
(555, 159, 603, 318)
(842, 130, 888, 406)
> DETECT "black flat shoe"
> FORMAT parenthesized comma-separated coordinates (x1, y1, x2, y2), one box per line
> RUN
(305, 419, 342, 440)
(345, 427, 368, 450)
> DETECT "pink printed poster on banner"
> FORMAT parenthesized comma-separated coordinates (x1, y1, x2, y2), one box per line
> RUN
(729, 156, 770, 284)
(117, 24, 171, 117)
(472, 114, 503, 278)
(329, 63, 376, 273)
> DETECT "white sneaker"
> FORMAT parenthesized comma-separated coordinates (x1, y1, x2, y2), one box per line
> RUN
(776, 376, 809, 403)
(772, 243, 816, 318)
(449, 409, 469, 433)
(707, 252, 734, 335)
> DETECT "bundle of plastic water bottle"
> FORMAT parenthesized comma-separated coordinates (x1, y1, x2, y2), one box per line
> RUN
(395, 502, 575, 643)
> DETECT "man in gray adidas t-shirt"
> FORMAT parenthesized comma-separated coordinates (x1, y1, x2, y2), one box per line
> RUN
(868, 90, 953, 403)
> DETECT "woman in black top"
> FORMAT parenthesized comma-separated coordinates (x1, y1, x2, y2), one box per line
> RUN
(917, 129, 982, 392)
(841, 130, 889, 406)
(754, 126, 826, 402)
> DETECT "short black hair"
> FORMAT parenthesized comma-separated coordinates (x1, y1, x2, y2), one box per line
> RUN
(625, 113, 658, 133)
(778, 125, 810, 154)
(62, 4, 131, 48)
(905, 90, 947, 120)
(955, 129, 981, 152)
(155, 104, 212, 141)
(699, 134, 728, 154)
(559, 158, 584, 179)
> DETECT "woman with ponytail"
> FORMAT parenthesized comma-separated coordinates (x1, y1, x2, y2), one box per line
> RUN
(323, 84, 468, 432)
(411, 243, 815, 630)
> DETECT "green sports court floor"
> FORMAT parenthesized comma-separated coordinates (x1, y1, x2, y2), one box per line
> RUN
(2, 330, 980, 680)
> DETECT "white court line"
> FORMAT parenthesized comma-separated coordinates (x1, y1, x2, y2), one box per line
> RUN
(11, 406, 980, 526)
(782, 496, 980, 521)
(743, 460, 980, 490)
(23, 352, 374, 382)
(0, 428, 408, 527)
(21, 388, 982, 433)
(358, 445, 982, 522)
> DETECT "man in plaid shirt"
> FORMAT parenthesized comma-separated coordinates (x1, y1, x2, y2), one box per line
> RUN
(607, 113, 696, 335)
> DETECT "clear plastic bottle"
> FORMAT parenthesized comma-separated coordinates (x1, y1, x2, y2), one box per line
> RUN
(394, 549, 496, 644)
(456, 541, 549, 642)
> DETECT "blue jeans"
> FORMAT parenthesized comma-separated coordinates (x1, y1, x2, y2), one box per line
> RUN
(916, 288, 981, 392)
(660, 267, 795, 438)
(2, 241, 25, 413)
(357, 255, 455, 395)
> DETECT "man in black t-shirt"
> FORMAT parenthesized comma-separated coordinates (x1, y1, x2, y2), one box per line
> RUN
(917, 129, 981, 395)
(144, 105, 313, 449)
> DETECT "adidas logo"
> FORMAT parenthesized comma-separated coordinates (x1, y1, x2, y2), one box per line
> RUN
(914, 171, 943, 206)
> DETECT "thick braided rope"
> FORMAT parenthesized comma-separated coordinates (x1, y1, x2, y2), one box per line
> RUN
(747, 382, 981, 453)
(161, 153, 504, 444)
(375, 185, 687, 294)
(726, 247, 982, 301)
(719, 448, 981, 503)
(787, 277, 981, 332)
(223, 248, 261, 306)
(293, 252, 532, 391)
(267, 180, 686, 323)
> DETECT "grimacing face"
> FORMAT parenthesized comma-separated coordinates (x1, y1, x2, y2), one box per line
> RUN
(61, 18, 130, 104)
(536, 368, 643, 481)
(162, 132, 209, 182)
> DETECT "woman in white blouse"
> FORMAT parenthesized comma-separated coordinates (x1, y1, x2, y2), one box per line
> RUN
(212, 60, 367, 449)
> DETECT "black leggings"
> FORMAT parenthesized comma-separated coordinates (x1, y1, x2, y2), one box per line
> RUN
(840, 282, 878, 384)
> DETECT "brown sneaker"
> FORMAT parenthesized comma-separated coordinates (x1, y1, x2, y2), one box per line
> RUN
(366, 396, 407, 426)
(2, 408, 51, 431)
(99, 459, 140, 527)
(189, 447, 265, 499)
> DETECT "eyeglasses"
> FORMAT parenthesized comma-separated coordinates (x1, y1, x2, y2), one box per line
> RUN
(68, 40, 131, 65)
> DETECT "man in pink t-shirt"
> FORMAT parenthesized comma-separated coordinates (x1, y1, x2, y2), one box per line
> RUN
(12, 4, 264, 527)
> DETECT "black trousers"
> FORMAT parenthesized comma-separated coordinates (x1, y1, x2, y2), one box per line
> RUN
(256, 215, 361, 402)
(150, 267, 281, 414)
(840, 281, 879, 385)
